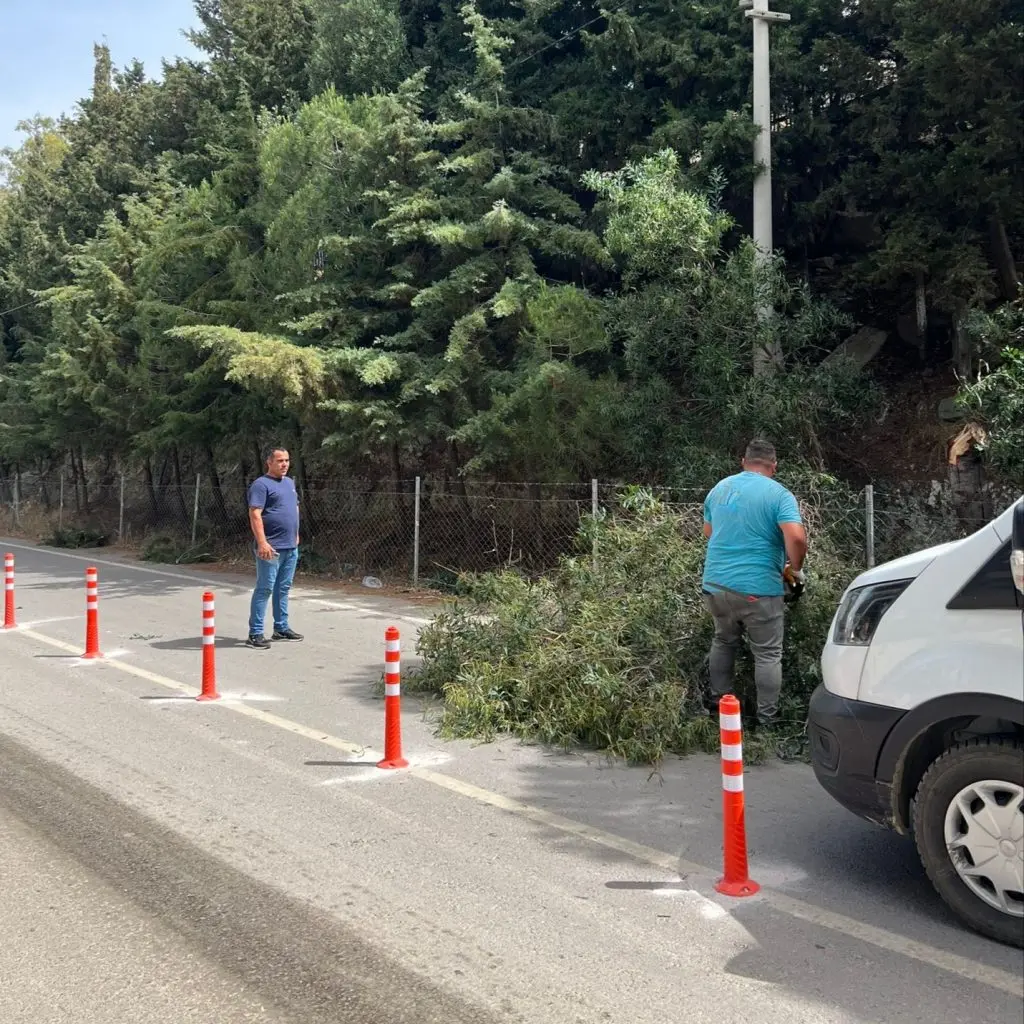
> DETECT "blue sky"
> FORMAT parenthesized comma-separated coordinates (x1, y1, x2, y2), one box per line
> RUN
(1, 0, 202, 150)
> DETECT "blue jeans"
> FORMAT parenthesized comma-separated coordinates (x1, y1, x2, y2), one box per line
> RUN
(248, 547, 298, 637)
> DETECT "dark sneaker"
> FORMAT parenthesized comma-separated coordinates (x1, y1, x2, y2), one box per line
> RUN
(271, 628, 304, 642)
(246, 635, 271, 650)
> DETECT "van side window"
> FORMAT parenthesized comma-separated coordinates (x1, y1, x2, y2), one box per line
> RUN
(946, 539, 1017, 610)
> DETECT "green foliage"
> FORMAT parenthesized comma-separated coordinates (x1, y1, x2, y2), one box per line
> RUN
(2, 0, 1017, 490)
(587, 155, 872, 477)
(140, 534, 218, 564)
(959, 293, 1024, 485)
(411, 491, 852, 763)
(584, 151, 731, 288)
(43, 527, 108, 549)
(308, 0, 409, 96)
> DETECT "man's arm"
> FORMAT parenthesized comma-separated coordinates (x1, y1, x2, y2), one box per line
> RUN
(780, 522, 808, 572)
(703, 521, 712, 540)
(778, 489, 807, 572)
(248, 481, 275, 558)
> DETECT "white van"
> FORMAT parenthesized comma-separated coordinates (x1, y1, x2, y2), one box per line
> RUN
(808, 497, 1024, 947)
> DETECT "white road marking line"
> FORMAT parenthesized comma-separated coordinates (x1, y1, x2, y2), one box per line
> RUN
(8, 624, 1023, 997)
(310, 598, 431, 625)
(0, 616, 79, 631)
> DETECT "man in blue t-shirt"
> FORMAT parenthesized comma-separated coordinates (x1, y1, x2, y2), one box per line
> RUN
(246, 446, 303, 649)
(701, 439, 808, 724)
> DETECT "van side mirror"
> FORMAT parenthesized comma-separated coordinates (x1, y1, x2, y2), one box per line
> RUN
(1012, 502, 1024, 596)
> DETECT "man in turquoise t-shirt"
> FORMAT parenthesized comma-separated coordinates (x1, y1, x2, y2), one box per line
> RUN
(701, 439, 808, 725)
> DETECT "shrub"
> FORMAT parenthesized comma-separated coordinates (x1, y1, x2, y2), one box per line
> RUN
(411, 489, 854, 764)
(43, 527, 108, 549)
(140, 534, 217, 564)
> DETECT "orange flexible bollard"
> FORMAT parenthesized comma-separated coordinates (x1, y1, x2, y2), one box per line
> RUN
(377, 626, 409, 769)
(714, 694, 760, 897)
(3, 553, 15, 629)
(82, 566, 103, 659)
(197, 591, 220, 701)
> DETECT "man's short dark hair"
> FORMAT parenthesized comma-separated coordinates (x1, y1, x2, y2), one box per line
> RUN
(744, 439, 777, 465)
(263, 445, 289, 463)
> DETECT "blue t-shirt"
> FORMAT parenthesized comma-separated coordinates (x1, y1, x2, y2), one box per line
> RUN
(248, 474, 299, 550)
(702, 471, 802, 597)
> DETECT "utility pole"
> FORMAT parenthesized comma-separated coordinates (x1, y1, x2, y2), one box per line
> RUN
(740, 0, 790, 375)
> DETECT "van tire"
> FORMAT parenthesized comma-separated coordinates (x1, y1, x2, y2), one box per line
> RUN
(913, 738, 1024, 948)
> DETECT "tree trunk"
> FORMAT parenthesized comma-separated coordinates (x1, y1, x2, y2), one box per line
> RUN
(915, 272, 928, 361)
(947, 449, 993, 528)
(143, 458, 159, 518)
(99, 451, 115, 488)
(171, 446, 190, 530)
(294, 447, 316, 535)
(392, 441, 413, 536)
(989, 215, 1020, 300)
(78, 447, 91, 512)
(70, 451, 81, 513)
(239, 454, 251, 511)
(953, 316, 973, 379)
(38, 460, 51, 510)
(204, 444, 231, 528)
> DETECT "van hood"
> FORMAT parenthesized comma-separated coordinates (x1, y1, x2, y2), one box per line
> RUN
(851, 539, 960, 588)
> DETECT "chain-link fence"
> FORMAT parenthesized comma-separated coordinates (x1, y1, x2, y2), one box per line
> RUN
(0, 467, 1016, 586)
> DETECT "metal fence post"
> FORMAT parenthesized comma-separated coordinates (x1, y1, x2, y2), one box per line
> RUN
(191, 474, 201, 546)
(591, 478, 599, 570)
(413, 476, 421, 586)
(118, 472, 125, 542)
(13, 470, 20, 528)
(58, 464, 65, 530)
(865, 484, 875, 569)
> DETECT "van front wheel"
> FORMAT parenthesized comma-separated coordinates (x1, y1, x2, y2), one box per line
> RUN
(913, 738, 1024, 947)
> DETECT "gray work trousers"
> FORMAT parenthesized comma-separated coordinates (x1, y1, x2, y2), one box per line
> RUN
(702, 589, 785, 723)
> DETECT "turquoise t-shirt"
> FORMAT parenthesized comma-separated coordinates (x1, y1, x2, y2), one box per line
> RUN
(702, 471, 802, 597)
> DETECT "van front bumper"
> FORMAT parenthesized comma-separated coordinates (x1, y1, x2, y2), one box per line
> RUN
(808, 684, 906, 829)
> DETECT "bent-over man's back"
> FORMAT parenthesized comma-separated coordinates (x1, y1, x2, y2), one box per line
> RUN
(703, 470, 801, 598)
(700, 440, 807, 725)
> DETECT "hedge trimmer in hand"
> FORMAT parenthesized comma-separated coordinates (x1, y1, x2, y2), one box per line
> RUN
(782, 563, 807, 605)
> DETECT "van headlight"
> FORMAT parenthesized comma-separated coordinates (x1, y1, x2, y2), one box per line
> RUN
(833, 579, 913, 646)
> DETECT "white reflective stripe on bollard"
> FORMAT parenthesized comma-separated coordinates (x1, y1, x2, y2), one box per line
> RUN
(721, 743, 742, 761)
(719, 712, 742, 731)
(722, 774, 744, 793)
(384, 683, 401, 696)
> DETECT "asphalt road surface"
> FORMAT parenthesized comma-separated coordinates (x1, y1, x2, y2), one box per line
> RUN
(1, 538, 1021, 1024)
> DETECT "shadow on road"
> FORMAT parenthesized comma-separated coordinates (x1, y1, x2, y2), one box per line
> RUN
(149, 636, 252, 651)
